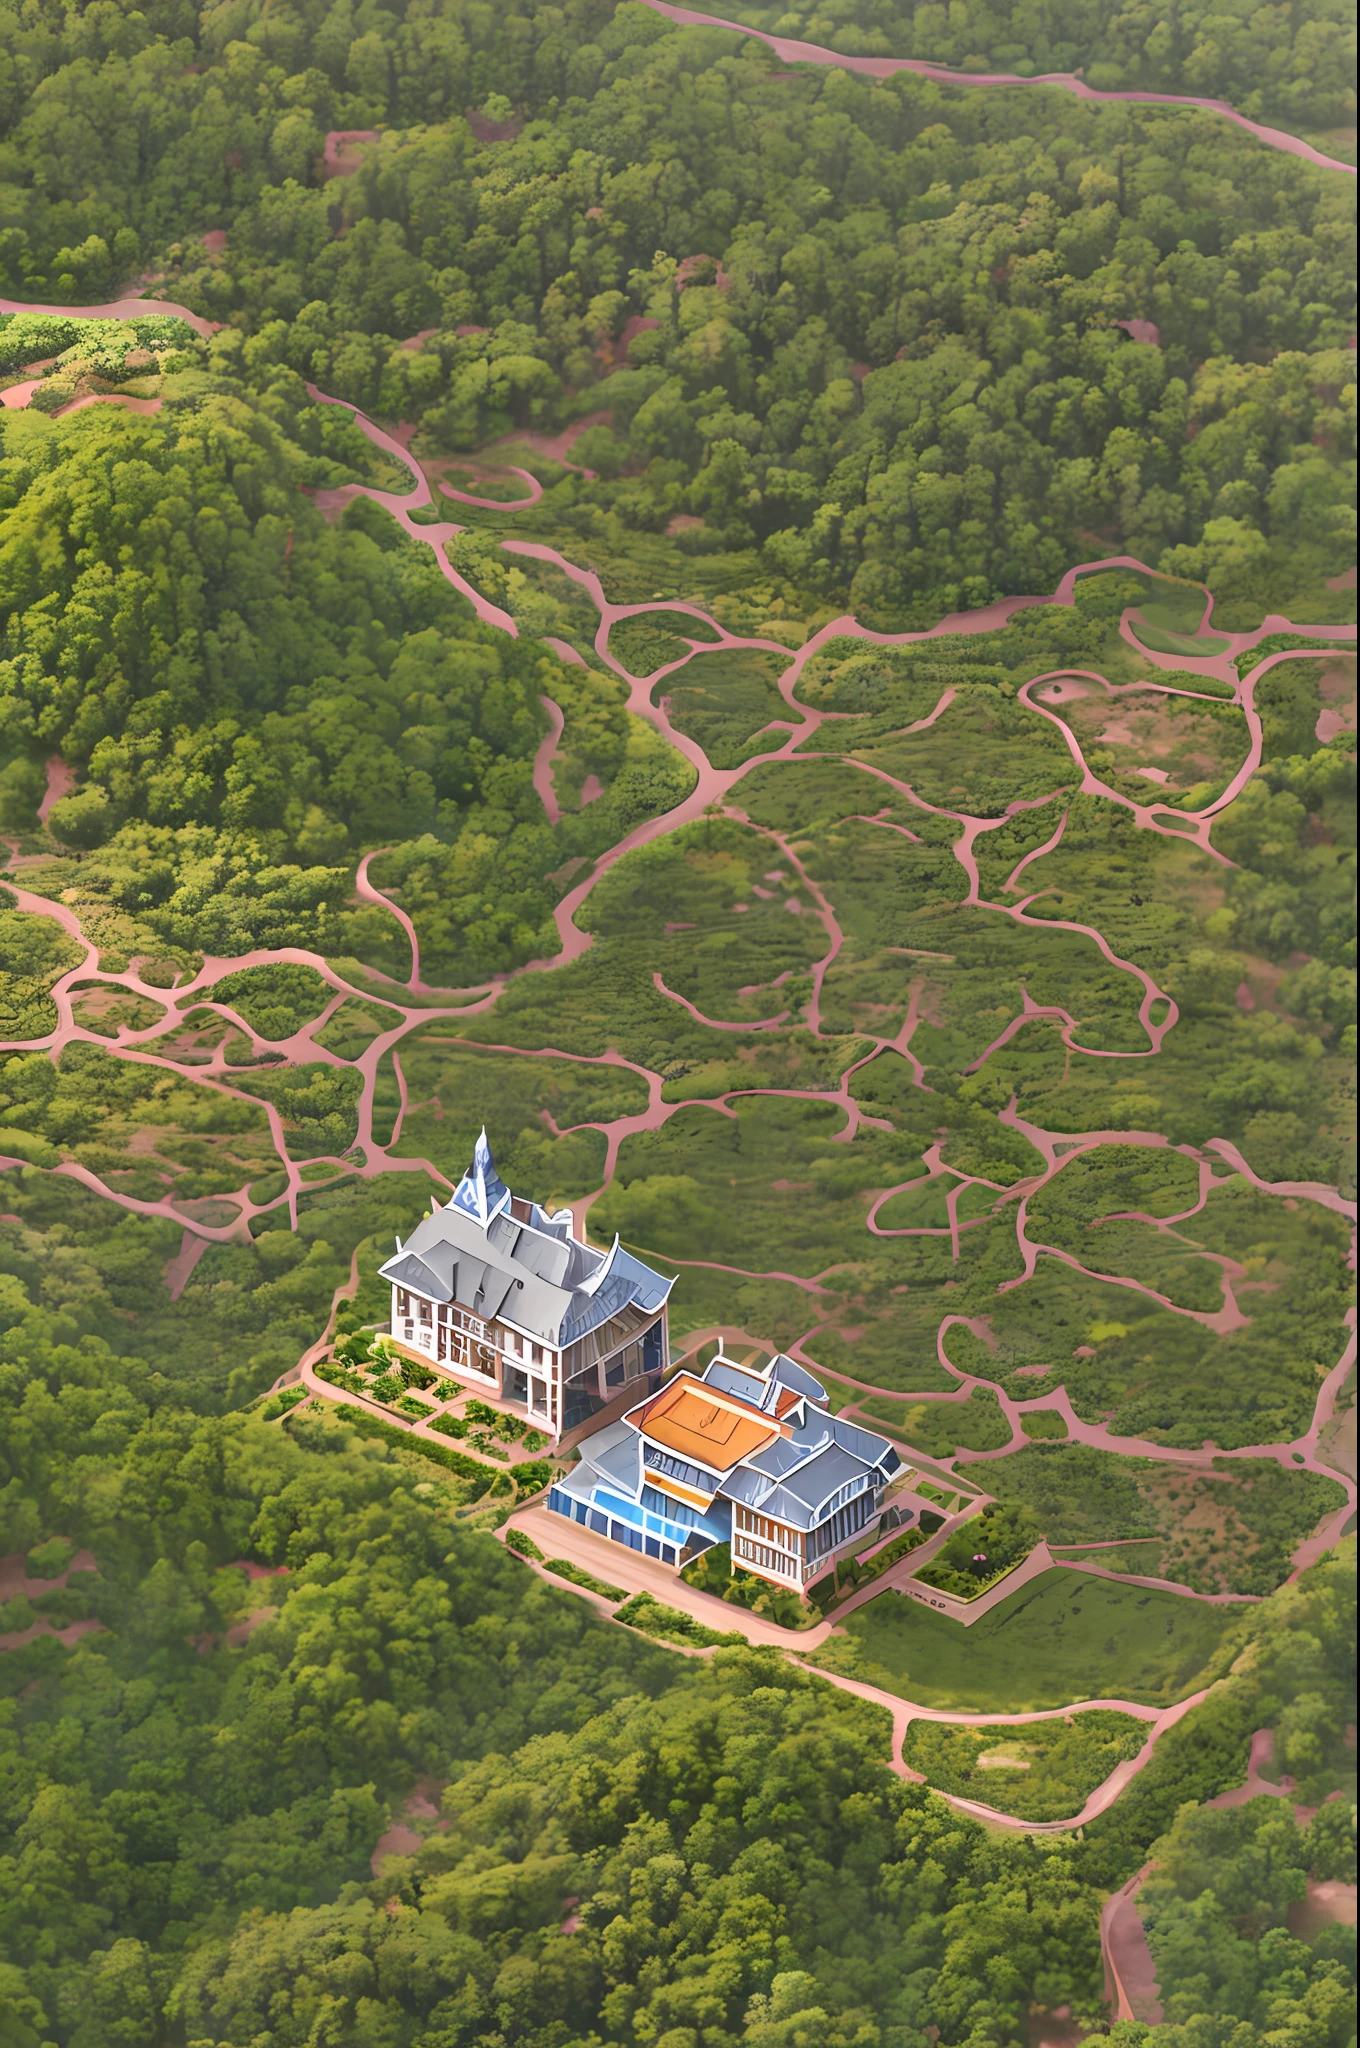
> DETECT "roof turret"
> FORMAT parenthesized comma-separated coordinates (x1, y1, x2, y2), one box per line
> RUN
(448, 1127, 511, 1229)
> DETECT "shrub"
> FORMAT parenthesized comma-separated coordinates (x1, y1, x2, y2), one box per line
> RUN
(615, 1593, 742, 1648)
(466, 1399, 526, 1441)
(340, 1407, 492, 1484)
(917, 1502, 1041, 1601)
(261, 1387, 309, 1421)
(680, 1543, 815, 1631)
(514, 1460, 554, 1498)
(544, 1557, 624, 1600)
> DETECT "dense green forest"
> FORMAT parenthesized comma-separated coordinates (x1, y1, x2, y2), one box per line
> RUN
(0, 0, 1354, 2040)
(0, 0, 1355, 631)
(695, 0, 1357, 132)
(0, 1190, 1354, 2043)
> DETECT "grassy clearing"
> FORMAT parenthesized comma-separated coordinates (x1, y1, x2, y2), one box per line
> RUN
(656, 646, 794, 767)
(904, 1707, 1149, 1822)
(814, 1567, 1243, 1711)
(861, 1387, 1013, 1454)
(981, 1440, 1347, 1595)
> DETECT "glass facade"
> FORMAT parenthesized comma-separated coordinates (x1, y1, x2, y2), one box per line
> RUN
(548, 1487, 679, 1567)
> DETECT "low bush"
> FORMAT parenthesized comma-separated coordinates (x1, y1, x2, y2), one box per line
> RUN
(917, 1503, 1041, 1601)
(545, 1557, 625, 1601)
(615, 1594, 743, 1648)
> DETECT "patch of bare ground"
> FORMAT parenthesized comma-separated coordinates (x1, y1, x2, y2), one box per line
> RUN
(1315, 655, 1357, 743)
(1064, 688, 1247, 797)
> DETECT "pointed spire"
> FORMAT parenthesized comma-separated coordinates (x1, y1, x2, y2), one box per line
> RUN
(448, 1126, 511, 1229)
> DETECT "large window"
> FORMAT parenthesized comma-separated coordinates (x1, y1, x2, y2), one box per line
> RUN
(641, 1484, 702, 1530)
(822, 1473, 867, 1518)
(643, 1445, 713, 1493)
(734, 1536, 798, 1580)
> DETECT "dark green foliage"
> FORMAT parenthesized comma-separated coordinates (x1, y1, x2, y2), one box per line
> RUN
(1133, 1802, 1356, 2035)
(200, 964, 336, 1039)
(916, 1500, 1041, 1598)
(703, 0, 1356, 129)
(0, 1, 1353, 2039)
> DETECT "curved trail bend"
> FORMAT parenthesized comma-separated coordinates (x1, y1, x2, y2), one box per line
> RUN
(0, 300, 1355, 1839)
(639, 0, 1358, 177)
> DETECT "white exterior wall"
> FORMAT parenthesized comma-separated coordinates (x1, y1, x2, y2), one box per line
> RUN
(732, 1504, 808, 1586)
(390, 1283, 560, 1429)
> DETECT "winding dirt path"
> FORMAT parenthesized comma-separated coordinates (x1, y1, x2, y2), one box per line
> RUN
(504, 1501, 1219, 1833)
(0, 303, 1354, 1845)
(637, 0, 1358, 177)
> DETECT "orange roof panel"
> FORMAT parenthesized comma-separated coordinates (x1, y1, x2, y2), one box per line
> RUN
(635, 1374, 780, 1472)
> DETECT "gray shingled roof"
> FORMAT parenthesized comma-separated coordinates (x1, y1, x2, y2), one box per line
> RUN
(380, 1172, 673, 1346)
(779, 1442, 871, 1514)
(769, 1354, 829, 1404)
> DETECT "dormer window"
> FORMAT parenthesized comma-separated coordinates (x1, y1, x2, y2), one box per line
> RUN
(821, 1473, 867, 1520)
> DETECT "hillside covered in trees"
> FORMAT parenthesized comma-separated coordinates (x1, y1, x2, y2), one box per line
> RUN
(0, 0, 1355, 2043)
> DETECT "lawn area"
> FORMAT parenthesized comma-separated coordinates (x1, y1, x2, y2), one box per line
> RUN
(813, 1567, 1243, 1711)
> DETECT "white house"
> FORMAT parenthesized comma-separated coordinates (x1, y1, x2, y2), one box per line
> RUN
(378, 1129, 673, 1436)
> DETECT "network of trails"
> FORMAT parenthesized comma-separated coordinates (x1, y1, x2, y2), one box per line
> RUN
(0, 206, 1355, 1839)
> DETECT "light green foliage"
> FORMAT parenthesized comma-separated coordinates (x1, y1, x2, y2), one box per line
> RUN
(542, 1555, 626, 1600)
(904, 1708, 1148, 1822)
(0, 1041, 277, 1195)
(982, 1441, 1346, 1594)
(607, 607, 721, 676)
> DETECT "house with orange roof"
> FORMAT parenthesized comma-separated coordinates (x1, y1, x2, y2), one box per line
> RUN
(547, 1344, 902, 1588)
